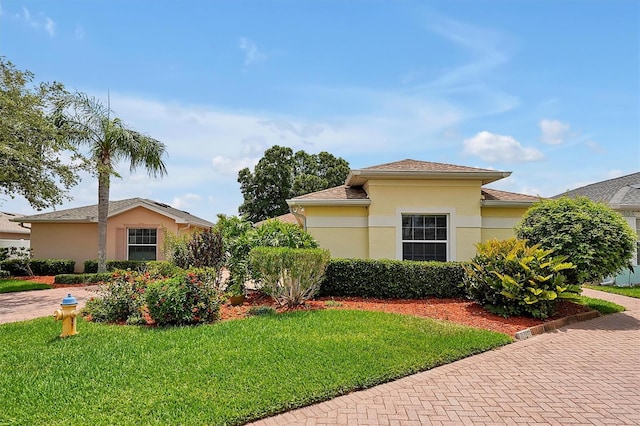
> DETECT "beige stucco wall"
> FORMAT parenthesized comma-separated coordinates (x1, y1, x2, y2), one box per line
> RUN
(303, 205, 369, 258)
(366, 179, 483, 261)
(0, 231, 30, 240)
(30, 206, 204, 273)
(31, 222, 98, 272)
(301, 182, 533, 263)
(480, 206, 529, 243)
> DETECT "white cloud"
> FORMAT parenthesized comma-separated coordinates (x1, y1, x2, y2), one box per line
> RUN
(586, 141, 606, 154)
(170, 193, 202, 210)
(75, 24, 85, 40)
(239, 37, 267, 68)
(539, 119, 570, 145)
(211, 156, 260, 176)
(463, 131, 543, 163)
(12, 6, 56, 37)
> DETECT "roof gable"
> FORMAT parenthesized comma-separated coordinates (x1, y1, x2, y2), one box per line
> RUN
(0, 212, 30, 234)
(11, 198, 214, 227)
(347, 159, 511, 186)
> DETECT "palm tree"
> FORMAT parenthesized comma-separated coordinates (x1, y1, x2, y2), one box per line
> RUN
(60, 93, 167, 272)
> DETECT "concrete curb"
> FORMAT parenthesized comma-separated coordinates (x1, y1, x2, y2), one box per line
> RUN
(514, 310, 601, 340)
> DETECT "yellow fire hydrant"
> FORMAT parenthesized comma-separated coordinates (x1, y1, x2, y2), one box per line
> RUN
(53, 294, 79, 337)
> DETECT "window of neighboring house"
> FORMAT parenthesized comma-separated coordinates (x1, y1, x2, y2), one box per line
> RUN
(401, 214, 448, 261)
(128, 228, 157, 261)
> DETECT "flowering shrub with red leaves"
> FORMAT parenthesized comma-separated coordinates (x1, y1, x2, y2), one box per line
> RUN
(145, 272, 224, 326)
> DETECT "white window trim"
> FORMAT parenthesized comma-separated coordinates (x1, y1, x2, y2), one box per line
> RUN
(127, 228, 158, 261)
(395, 208, 457, 261)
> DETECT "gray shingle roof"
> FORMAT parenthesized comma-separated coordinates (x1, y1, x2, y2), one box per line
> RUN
(0, 212, 30, 234)
(553, 172, 640, 208)
(11, 198, 214, 227)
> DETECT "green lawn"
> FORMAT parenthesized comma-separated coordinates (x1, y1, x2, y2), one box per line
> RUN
(585, 284, 640, 299)
(577, 295, 625, 315)
(0, 310, 511, 425)
(0, 279, 51, 293)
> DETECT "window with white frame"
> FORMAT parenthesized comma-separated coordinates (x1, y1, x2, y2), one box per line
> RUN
(128, 228, 157, 261)
(401, 214, 448, 261)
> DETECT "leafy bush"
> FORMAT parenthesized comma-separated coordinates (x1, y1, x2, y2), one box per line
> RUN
(463, 238, 580, 319)
(319, 259, 467, 299)
(84, 260, 147, 273)
(55, 273, 113, 284)
(29, 259, 75, 275)
(246, 306, 276, 316)
(145, 271, 223, 326)
(143, 261, 183, 279)
(163, 227, 225, 271)
(0, 247, 33, 276)
(0, 270, 9, 279)
(80, 271, 148, 323)
(250, 247, 330, 307)
(515, 197, 637, 284)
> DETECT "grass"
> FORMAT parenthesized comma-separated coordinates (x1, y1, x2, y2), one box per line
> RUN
(576, 295, 625, 315)
(0, 310, 511, 425)
(0, 278, 51, 293)
(584, 284, 640, 299)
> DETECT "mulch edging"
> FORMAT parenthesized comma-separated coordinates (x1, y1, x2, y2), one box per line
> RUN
(514, 310, 601, 340)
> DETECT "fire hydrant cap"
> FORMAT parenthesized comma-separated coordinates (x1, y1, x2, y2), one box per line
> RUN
(61, 294, 77, 305)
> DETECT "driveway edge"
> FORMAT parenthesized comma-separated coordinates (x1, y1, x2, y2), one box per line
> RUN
(514, 310, 601, 340)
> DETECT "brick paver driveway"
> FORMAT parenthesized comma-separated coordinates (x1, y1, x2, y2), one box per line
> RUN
(0, 286, 96, 324)
(251, 288, 640, 425)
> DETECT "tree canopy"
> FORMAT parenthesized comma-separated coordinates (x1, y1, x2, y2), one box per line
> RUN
(58, 92, 167, 272)
(0, 58, 81, 209)
(237, 145, 350, 222)
(515, 196, 637, 284)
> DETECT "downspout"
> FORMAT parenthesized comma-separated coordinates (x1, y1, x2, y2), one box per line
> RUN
(289, 206, 307, 231)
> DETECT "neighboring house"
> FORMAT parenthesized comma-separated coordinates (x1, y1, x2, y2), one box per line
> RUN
(554, 172, 640, 285)
(11, 198, 214, 272)
(0, 212, 30, 249)
(285, 159, 539, 262)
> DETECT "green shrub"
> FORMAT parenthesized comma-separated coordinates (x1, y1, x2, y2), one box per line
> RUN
(29, 259, 75, 275)
(84, 260, 147, 273)
(515, 197, 637, 284)
(0, 270, 9, 279)
(246, 306, 276, 316)
(250, 247, 330, 307)
(143, 261, 183, 278)
(0, 258, 31, 276)
(319, 259, 467, 299)
(163, 228, 225, 270)
(145, 271, 222, 326)
(463, 238, 580, 319)
(55, 273, 113, 284)
(80, 271, 148, 323)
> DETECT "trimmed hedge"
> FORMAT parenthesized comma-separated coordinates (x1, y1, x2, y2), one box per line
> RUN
(55, 273, 114, 285)
(319, 258, 467, 299)
(84, 260, 148, 273)
(0, 259, 75, 276)
(0, 270, 9, 279)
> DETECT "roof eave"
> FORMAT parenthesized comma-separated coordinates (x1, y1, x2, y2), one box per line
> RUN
(9, 217, 96, 223)
(481, 200, 536, 208)
(287, 199, 371, 207)
(346, 170, 511, 186)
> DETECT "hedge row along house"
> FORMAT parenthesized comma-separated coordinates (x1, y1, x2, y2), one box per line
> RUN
(11, 198, 213, 273)
(283, 159, 539, 262)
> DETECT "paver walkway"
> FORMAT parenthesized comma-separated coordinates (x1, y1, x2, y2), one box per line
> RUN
(0, 286, 96, 324)
(250, 288, 640, 425)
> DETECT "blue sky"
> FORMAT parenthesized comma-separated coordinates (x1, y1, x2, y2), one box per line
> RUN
(1, 0, 639, 222)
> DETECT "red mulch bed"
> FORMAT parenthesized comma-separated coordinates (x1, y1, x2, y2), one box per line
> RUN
(23, 276, 591, 336)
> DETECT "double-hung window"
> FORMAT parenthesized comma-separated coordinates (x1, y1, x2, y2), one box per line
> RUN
(128, 228, 157, 261)
(401, 214, 448, 261)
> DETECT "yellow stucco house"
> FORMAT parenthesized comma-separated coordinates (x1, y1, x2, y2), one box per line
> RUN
(285, 159, 539, 262)
(12, 198, 213, 272)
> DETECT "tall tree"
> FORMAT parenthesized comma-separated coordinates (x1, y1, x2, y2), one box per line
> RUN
(237, 145, 350, 222)
(0, 58, 81, 209)
(59, 93, 167, 272)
